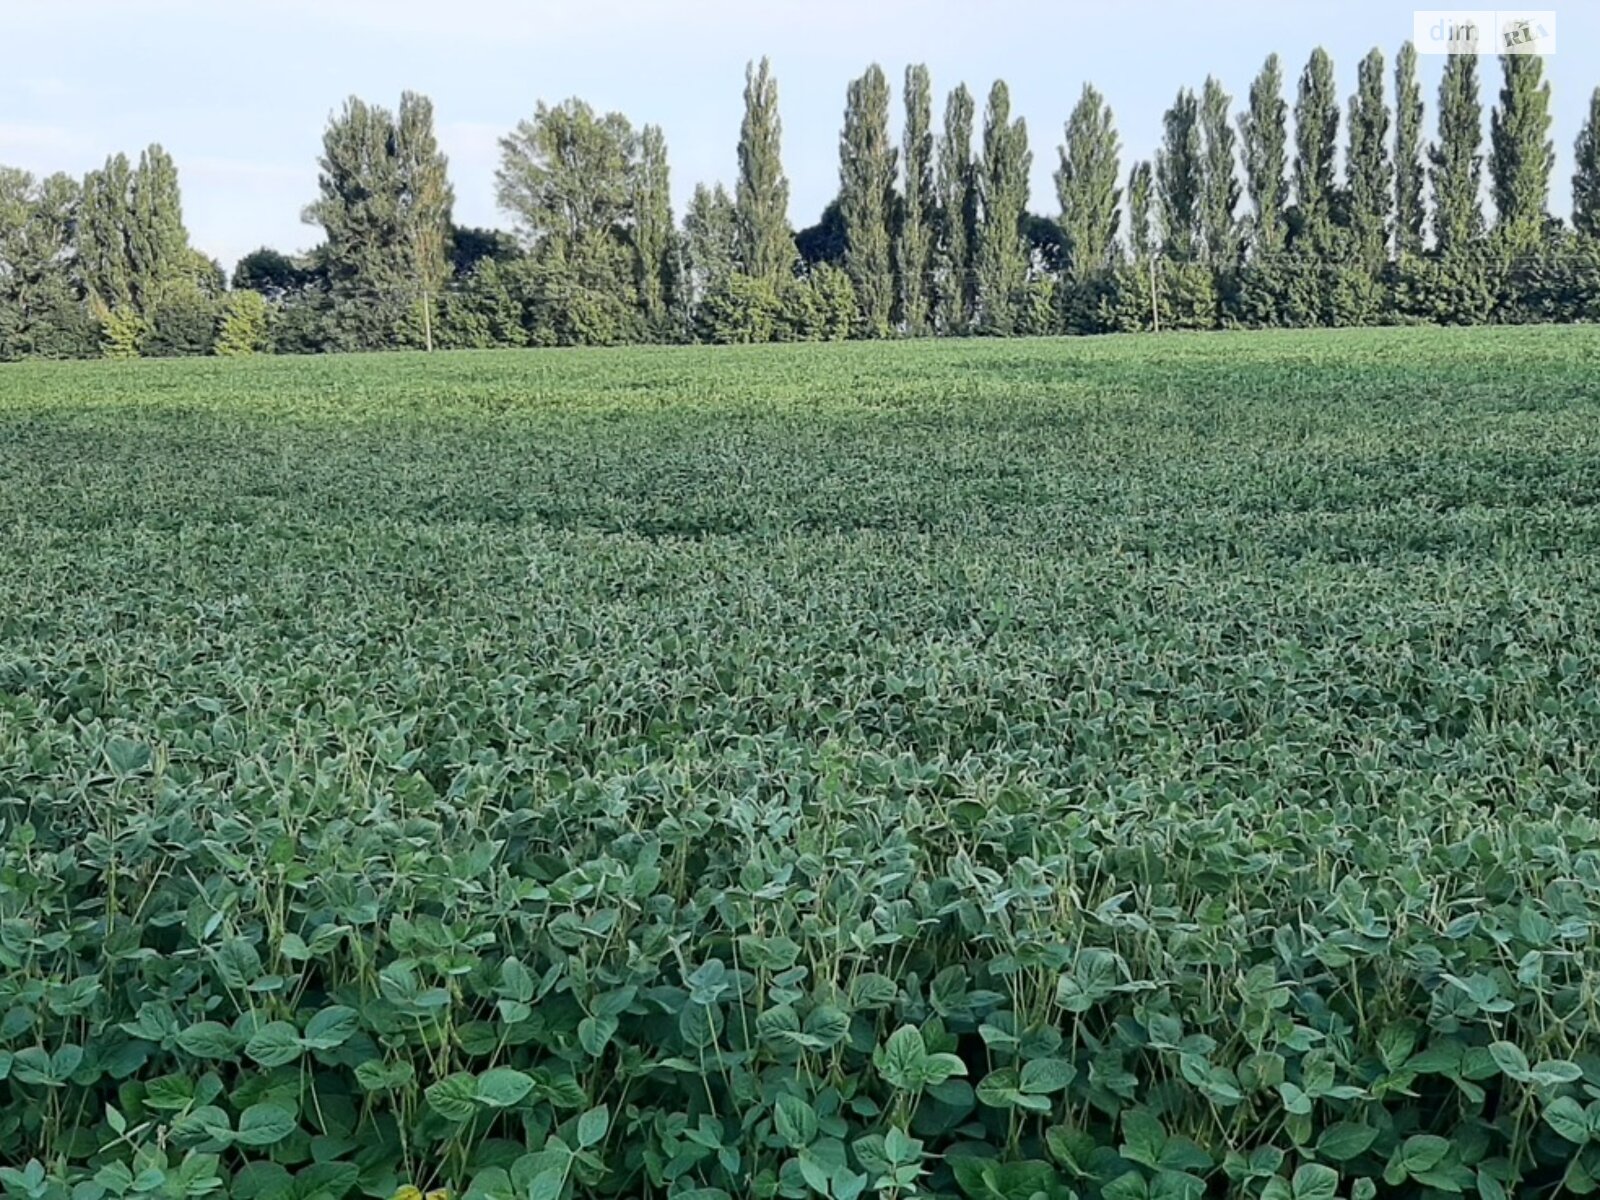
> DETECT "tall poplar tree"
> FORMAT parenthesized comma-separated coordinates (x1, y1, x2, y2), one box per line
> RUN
(1054, 83, 1121, 278)
(1346, 48, 1392, 269)
(1127, 161, 1154, 263)
(1156, 88, 1203, 261)
(1490, 54, 1554, 232)
(1239, 54, 1288, 257)
(1199, 76, 1241, 264)
(898, 63, 935, 334)
(975, 80, 1031, 334)
(394, 92, 453, 350)
(77, 154, 136, 312)
(128, 145, 190, 309)
(684, 182, 738, 303)
(1430, 55, 1485, 251)
(735, 57, 794, 281)
(633, 124, 675, 333)
(1294, 48, 1340, 250)
(839, 63, 897, 337)
(1575, 88, 1600, 238)
(78, 145, 195, 319)
(936, 84, 977, 332)
(1394, 41, 1426, 257)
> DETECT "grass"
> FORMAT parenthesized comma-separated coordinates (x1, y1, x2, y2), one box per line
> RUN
(2, 326, 1599, 1200)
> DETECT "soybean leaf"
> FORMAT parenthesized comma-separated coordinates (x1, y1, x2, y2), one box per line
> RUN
(475, 1068, 534, 1109)
(233, 1104, 298, 1148)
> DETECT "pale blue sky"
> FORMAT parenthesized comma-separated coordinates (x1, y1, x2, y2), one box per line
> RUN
(3, 1, 1598, 268)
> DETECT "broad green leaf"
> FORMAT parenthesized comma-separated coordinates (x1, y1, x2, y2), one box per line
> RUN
(1529, 1058, 1584, 1088)
(143, 1074, 197, 1111)
(301, 1006, 358, 1050)
(773, 1094, 818, 1148)
(577, 1015, 617, 1058)
(575, 1104, 609, 1148)
(1101, 1171, 1150, 1200)
(1377, 1023, 1417, 1072)
(802, 1005, 851, 1049)
(233, 1103, 297, 1148)
(474, 1067, 534, 1109)
(849, 973, 898, 1010)
(1120, 1108, 1166, 1167)
(1316, 1121, 1378, 1162)
(975, 1067, 1020, 1109)
(176, 1023, 239, 1060)
(1152, 1170, 1206, 1200)
(213, 939, 262, 991)
(425, 1073, 478, 1122)
(874, 1026, 927, 1092)
(1400, 1134, 1451, 1174)
(104, 737, 151, 776)
(1291, 1163, 1339, 1200)
(923, 1051, 968, 1085)
(354, 1059, 413, 1091)
(244, 1022, 302, 1068)
(1019, 1057, 1075, 1095)
(1544, 1097, 1592, 1145)
(1488, 1042, 1531, 1082)
(527, 1167, 566, 1200)
(1278, 1081, 1312, 1116)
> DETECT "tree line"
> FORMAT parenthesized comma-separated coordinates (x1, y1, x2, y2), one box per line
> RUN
(4, 45, 1600, 359)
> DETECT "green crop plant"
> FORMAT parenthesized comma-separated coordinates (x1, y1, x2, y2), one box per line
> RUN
(1, 327, 1599, 1200)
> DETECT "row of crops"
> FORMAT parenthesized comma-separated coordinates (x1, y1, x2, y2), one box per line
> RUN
(2, 327, 1600, 1199)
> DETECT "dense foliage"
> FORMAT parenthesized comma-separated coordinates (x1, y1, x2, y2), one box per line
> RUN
(3, 329, 1600, 1199)
(2, 49, 1600, 358)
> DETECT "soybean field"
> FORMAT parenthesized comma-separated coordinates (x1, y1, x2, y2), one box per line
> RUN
(3, 326, 1600, 1200)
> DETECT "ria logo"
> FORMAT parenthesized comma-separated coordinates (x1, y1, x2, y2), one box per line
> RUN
(1413, 9, 1556, 54)
(1499, 14, 1554, 52)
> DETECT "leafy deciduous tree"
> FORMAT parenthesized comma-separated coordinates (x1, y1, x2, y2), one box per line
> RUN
(0, 169, 92, 359)
(308, 95, 453, 348)
(684, 182, 738, 307)
(497, 98, 643, 344)
(213, 290, 271, 356)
